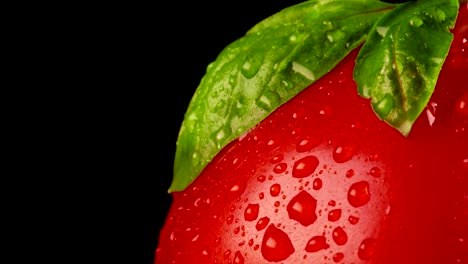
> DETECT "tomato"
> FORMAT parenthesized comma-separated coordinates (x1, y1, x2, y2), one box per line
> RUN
(155, 2, 467, 264)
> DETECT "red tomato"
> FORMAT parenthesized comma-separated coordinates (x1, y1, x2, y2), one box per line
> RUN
(156, 3, 467, 263)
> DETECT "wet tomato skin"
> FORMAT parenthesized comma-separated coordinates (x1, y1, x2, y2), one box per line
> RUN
(156, 5, 467, 264)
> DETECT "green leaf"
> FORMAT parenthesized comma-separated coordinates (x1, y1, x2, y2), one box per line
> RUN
(353, 0, 459, 136)
(170, 0, 396, 192)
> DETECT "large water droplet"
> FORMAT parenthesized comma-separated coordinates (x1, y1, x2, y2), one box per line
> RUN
(296, 136, 321, 152)
(287, 191, 318, 226)
(328, 209, 342, 222)
(305, 235, 329, 252)
(333, 140, 358, 163)
(292, 156, 319, 178)
(348, 181, 371, 207)
(256, 217, 270, 231)
(358, 238, 377, 260)
(261, 224, 295, 262)
(233, 251, 245, 264)
(244, 203, 260, 221)
(332, 226, 348, 245)
(270, 184, 281, 197)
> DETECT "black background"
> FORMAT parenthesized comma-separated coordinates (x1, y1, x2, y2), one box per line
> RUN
(144, 1, 406, 263)
(145, 1, 302, 264)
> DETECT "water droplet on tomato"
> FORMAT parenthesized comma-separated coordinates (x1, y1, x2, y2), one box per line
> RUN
(305, 235, 329, 252)
(224, 249, 231, 259)
(369, 152, 379, 161)
(267, 137, 280, 148)
(328, 209, 342, 222)
(292, 156, 319, 178)
(369, 167, 381, 177)
(201, 248, 211, 258)
(287, 190, 318, 226)
(332, 226, 348, 245)
(256, 217, 270, 231)
(270, 154, 284, 164)
(234, 227, 240, 234)
(358, 238, 377, 260)
(348, 181, 370, 207)
(233, 251, 244, 264)
(462, 158, 468, 169)
(313, 178, 322, 190)
(270, 184, 281, 197)
(333, 252, 344, 262)
(259, 192, 265, 199)
(244, 204, 259, 221)
(348, 215, 359, 225)
(333, 140, 358, 163)
(455, 92, 468, 115)
(346, 169, 355, 178)
(229, 182, 246, 199)
(261, 224, 295, 262)
(227, 215, 234, 224)
(273, 163, 287, 174)
(257, 175, 266, 182)
(296, 136, 321, 152)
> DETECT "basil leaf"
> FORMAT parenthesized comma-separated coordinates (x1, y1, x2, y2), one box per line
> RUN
(354, 0, 459, 136)
(171, 0, 395, 192)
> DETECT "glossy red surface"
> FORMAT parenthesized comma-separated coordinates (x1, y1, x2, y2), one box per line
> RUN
(156, 4, 467, 263)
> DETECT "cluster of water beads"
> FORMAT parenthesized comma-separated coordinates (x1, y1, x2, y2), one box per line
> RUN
(220, 138, 383, 263)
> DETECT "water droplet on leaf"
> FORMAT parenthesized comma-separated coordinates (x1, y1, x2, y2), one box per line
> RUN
(241, 53, 263, 79)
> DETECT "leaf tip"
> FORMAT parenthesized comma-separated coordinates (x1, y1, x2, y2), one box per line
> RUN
(396, 119, 412, 137)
